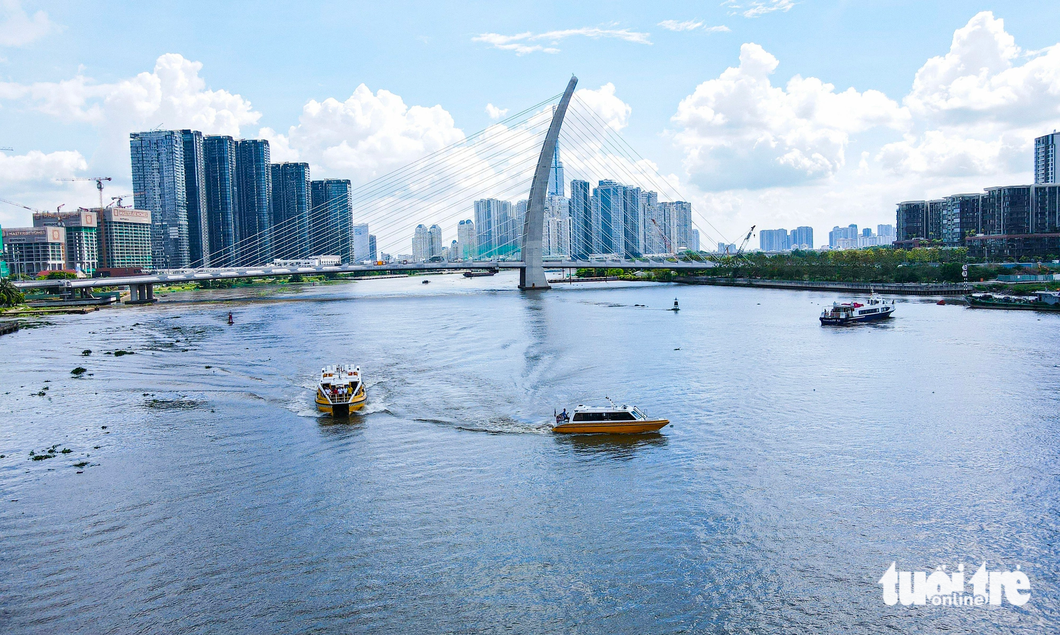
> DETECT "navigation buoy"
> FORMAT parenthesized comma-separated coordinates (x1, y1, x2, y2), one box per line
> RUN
(671, 298, 680, 312)
(227, 312, 234, 325)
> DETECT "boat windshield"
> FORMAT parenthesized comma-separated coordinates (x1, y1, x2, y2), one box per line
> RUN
(572, 410, 638, 422)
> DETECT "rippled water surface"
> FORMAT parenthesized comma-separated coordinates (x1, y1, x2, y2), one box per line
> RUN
(1, 272, 1058, 633)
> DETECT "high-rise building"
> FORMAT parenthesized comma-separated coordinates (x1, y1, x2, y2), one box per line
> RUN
(544, 195, 571, 258)
(428, 224, 443, 260)
(1, 226, 66, 277)
(592, 180, 625, 257)
(790, 226, 813, 250)
(235, 139, 272, 266)
(548, 138, 564, 198)
(690, 228, 700, 252)
(204, 135, 239, 267)
(759, 228, 790, 252)
(33, 210, 98, 273)
(310, 179, 353, 262)
(897, 201, 927, 242)
(672, 202, 693, 252)
(829, 224, 860, 248)
(622, 187, 643, 257)
(570, 180, 592, 259)
(352, 224, 370, 263)
(456, 219, 476, 261)
(270, 162, 311, 261)
(449, 240, 458, 262)
(1035, 132, 1059, 184)
(413, 224, 430, 262)
(97, 208, 153, 269)
(0, 227, 7, 278)
(368, 234, 377, 263)
(180, 130, 209, 267)
(130, 130, 190, 269)
(473, 198, 512, 259)
(941, 195, 981, 247)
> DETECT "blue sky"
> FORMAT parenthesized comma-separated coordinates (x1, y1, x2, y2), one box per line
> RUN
(3, 0, 1060, 248)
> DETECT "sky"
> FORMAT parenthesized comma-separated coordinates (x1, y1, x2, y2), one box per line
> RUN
(2, 0, 1060, 249)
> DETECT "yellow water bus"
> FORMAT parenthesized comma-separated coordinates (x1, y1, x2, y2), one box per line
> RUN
(552, 402, 669, 434)
(315, 364, 366, 417)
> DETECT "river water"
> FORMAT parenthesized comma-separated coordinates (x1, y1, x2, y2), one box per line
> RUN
(0, 272, 1057, 633)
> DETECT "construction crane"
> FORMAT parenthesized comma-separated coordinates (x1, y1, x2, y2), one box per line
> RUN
(108, 192, 143, 208)
(735, 225, 756, 256)
(57, 176, 112, 210)
(0, 198, 47, 214)
(649, 218, 673, 254)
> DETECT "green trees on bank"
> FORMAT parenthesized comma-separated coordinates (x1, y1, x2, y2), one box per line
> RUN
(0, 278, 25, 307)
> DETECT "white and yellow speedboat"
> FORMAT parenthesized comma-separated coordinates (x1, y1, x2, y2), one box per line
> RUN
(552, 401, 669, 434)
(315, 364, 366, 417)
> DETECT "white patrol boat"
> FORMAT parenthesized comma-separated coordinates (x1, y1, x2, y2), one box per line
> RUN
(552, 400, 669, 434)
(315, 364, 366, 417)
(820, 292, 895, 325)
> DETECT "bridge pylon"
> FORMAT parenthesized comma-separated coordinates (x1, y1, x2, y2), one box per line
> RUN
(520, 75, 578, 290)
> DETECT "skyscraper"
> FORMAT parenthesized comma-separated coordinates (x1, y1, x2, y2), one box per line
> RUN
(570, 179, 592, 259)
(428, 224, 443, 260)
(672, 201, 692, 252)
(544, 195, 570, 258)
(368, 234, 377, 263)
(456, 219, 476, 260)
(130, 130, 190, 269)
(204, 135, 239, 267)
(473, 199, 510, 259)
(33, 210, 98, 273)
(352, 223, 370, 263)
(622, 187, 643, 257)
(592, 180, 625, 256)
(180, 130, 209, 267)
(310, 179, 353, 262)
(413, 224, 430, 262)
(759, 228, 790, 252)
(548, 137, 564, 197)
(790, 226, 814, 250)
(270, 162, 311, 260)
(1035, 132, 1059, 184)
(235, 139, 273, 265)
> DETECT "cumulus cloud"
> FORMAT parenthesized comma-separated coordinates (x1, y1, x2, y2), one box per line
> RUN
(724, 0, 796, 19)
(879, 12, 1060, 178)
(0, 0, 58, 47)
(658, 20, 730, 33)
(473, 27, 651, 55)
(485, 103, 508, 120)
(572, 83, 632, 131)
(671, 43, 908, 189)
(280, 84, 465, 183)
(0, 149, 86, 185)
(0, 53, 260, 134)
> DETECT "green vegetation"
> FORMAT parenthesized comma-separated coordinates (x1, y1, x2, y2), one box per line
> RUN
(40, 270, 76, 280)
(0, 278, 24, 307)
(71, 367, 87, 376)
(689, 248, 975, 284)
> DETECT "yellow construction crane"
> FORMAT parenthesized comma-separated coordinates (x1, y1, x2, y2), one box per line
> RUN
(57, 176, 112, 210)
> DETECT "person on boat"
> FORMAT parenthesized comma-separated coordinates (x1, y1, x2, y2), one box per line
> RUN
(561, 408, 569, 422)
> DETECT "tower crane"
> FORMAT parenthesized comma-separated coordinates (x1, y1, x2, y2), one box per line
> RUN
(0, 198, 47, 214)
(57, 176, 112, 210)
(734, 225, 756, 257)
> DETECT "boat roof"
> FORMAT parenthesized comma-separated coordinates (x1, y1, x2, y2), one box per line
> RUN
(573, 404, 638, 413)
(320, 364, 360, 380)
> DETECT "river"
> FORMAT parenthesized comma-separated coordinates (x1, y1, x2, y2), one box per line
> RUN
(1, 272, 1057, 633)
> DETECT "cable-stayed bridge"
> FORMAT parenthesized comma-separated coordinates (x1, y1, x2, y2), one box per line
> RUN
(16, 76, 726, 301)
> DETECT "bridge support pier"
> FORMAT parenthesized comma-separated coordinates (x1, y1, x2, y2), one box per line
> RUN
(127, 283, 156, 305)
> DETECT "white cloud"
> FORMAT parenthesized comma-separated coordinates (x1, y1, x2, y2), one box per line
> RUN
(0, 53, 260, 134)
(0, 0, 58, 47)
(473, 27, 651, 55)
(281, 84, 465, 183)
(879, 12, 1060, 179)
(658, 20, 730, 33)
(572, 83, 632, 131)
(671, 42, 908, 189)
(485, 103, 508, 120)
(257, 127, 299, 162)
(725, 0, 796, 19)
(0, 149, 89, 226)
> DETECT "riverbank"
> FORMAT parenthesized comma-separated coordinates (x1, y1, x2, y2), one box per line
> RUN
(677, 276, 973, 296)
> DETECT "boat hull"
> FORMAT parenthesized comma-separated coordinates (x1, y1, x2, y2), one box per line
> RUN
(552, 419, 669, 434)
(967, 298, 1060, 311)
(315, 389, 367, 417)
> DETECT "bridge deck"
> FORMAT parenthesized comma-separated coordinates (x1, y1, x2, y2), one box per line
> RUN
(13, 260, 715, 290)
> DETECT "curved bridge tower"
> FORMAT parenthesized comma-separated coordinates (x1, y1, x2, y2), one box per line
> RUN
(520, 75, 578, 290)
